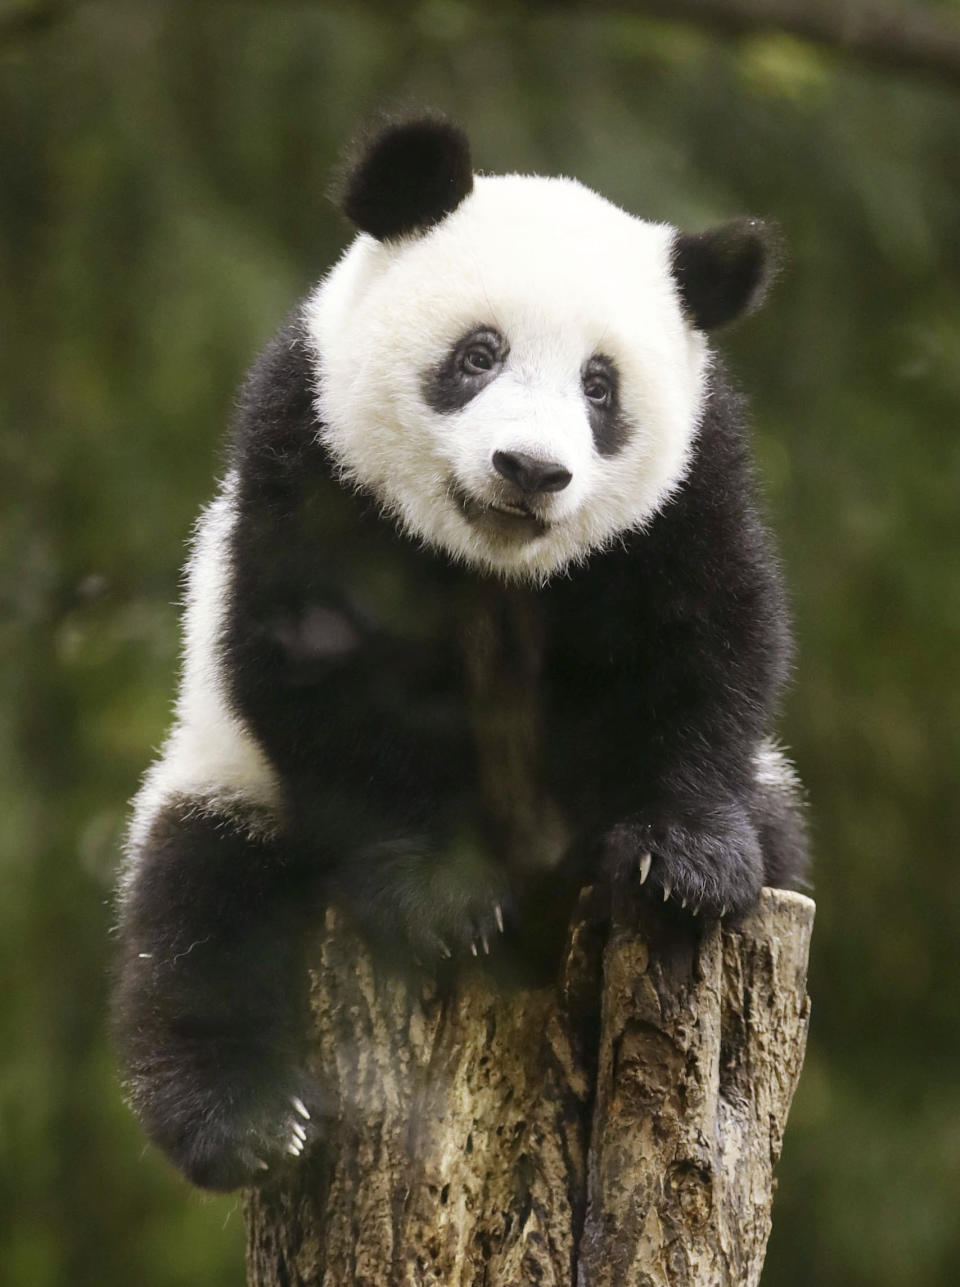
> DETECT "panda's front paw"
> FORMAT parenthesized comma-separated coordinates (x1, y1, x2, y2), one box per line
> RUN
(137, 1065, 330, 1192)
(335, 841, 513, 964)
(601, 803, 763, 919)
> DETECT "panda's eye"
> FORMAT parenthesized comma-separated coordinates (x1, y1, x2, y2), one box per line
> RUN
(581, 356, 618, 412)
(583, 377, 612, 406)
(582, 355, 627, 455)
(423, 327, 507, 414)
(461, 343, 498, 376)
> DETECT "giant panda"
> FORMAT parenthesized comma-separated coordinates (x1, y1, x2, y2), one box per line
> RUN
(113, 115, 807, 1192)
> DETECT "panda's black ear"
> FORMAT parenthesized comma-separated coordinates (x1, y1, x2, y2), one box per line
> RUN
(335, 113, 474, 242)
(671, 218, 782, 330)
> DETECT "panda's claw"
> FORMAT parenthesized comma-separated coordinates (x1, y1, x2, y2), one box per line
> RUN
(638, 852, 652, 884)
(470, 940, 478, 957)
(662, 880, 672, 902)
(494, 903, 505, 934)
(291, 1120, 307, 1143)
(481, 932, 490, 955)
(438, 941, 453, 960)
(291, 1096, 311, 1122)
(692, 902, 701, 916)
(254, 1157, 269, 1172)
(681, 897, 687, 909)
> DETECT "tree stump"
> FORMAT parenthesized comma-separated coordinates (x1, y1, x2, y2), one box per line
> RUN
(245, 886, 814, 1286)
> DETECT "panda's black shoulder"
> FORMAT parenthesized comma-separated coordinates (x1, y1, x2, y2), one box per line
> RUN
(652, 362, 791, 673)
(644, 363, 774, 571)
(226, 314, 327, 489)
(221, 313, 360, 620)
(680, 366, 754, 508)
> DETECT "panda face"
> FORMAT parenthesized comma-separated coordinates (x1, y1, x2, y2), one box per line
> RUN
(305, 174, 710, 581)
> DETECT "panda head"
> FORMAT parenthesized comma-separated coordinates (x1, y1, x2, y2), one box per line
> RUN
(305, 115, 779, 582)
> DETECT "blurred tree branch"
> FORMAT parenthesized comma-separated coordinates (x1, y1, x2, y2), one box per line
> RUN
(0, 0, 72, 49)
(584, 0, 960, 82)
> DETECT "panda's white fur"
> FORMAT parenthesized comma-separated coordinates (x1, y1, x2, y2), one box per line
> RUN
(123, 474, 280, 887)
(304, 174, 710, 582)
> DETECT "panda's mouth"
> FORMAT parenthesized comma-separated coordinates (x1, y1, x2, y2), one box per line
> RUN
(490, 499, 536, 521)
(450, 484, 550, 539)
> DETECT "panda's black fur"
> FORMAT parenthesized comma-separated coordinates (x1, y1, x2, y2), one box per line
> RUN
(114, 117, 807, 1192)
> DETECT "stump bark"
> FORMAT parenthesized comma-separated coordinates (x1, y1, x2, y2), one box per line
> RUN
(245, 886, 814, 1287)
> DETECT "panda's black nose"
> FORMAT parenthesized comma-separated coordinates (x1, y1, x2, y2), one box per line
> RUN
(492, 450, 572, 495)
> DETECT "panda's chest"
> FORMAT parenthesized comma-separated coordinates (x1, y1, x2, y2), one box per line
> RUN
(456, 580, 543, 758)
(450, 580, 572, 870)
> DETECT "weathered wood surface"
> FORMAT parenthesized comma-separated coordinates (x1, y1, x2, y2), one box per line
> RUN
(245, 887, 814, 1287)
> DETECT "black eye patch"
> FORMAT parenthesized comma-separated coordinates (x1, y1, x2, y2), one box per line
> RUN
(421, 326, 508, 413)
(582, 354, 629, 456)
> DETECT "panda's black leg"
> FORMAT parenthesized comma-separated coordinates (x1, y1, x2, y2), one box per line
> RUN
(113, 800, 328, 1191)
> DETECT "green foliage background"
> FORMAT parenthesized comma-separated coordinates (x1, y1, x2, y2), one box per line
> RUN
(1, 2, 958, 1284)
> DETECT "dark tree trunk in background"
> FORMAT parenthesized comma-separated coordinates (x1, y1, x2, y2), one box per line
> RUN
(621, 0, 960, 84)
(245, 887, 813, 1286)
